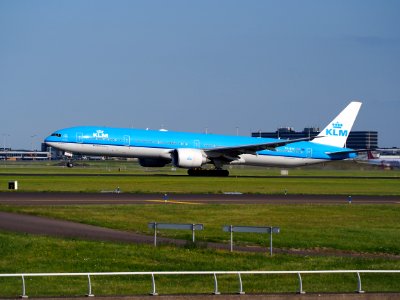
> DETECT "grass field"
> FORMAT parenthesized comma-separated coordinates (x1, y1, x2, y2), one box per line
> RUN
(0, 160, 399, 297)
(2, 204, 399, 255)
(1, 203, 399, 297)
(1, 174, 400, 195)
(1, 231, 399, 297)
(0, 160, 399, 195)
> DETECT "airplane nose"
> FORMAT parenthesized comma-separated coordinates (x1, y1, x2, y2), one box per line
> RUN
(44, 138, 52, 147)
(44, 135, 52, 143)
(44, 134, 58, 144)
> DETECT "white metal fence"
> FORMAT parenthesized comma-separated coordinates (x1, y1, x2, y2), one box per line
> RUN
(0, 270, 399, 297)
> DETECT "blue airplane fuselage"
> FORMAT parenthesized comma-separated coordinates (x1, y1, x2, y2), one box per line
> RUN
(44, 102, 362, 172)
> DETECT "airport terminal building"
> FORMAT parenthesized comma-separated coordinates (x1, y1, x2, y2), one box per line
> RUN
(0, 149, 51, 160)
(251, 128, 378, 149)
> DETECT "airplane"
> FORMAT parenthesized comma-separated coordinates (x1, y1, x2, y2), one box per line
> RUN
(45, 101, 362, 176)
(356, 150, 400, 169)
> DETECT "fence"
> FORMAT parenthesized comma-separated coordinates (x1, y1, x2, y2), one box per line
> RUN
(148, 222, 278, 252)
(222, 225, 280, 255)
(1, 270, 399, 298)
(148, 222, 204, 246)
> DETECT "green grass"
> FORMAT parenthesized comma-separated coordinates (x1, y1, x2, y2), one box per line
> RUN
(0, 231, 399, 297)
(1, 174, 399, 195)
(0, 161, 399, 297)
(2, 204, 399, 255)
(0, 203, 399, 297)
(1, 160, 399, 195)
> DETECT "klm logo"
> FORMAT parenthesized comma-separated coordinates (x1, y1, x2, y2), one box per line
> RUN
(325, 121, 348, 137)
(93, 130, 109, 139)
(332, 121, 343, 129)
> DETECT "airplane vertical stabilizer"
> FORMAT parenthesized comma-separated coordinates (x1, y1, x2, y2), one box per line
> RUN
(313, 101, 362, 148)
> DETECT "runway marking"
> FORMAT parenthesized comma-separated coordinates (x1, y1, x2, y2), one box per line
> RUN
(146, 200, 203, 205)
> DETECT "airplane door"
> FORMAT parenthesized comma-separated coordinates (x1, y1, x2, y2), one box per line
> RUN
(123, 135, 130, 146)
(194, 140, 200, 148)
(77, 132, 83, 143)
(306, 148, 312, 158)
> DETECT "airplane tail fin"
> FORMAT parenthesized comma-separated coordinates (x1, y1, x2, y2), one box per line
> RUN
(312, 101, 362, 148)
(367, 150, 379, 159)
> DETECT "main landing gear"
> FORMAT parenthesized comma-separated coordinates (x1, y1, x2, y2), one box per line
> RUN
(66, 160, 74, 168)
(187, 168, 229, 177)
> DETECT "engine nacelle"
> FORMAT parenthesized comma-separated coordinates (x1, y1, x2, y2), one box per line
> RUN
(172, 149, 207, 168)
(138, 158, 170, 168)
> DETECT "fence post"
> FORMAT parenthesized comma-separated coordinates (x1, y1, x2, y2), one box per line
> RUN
(297, 273, 305, 294)
(269, 227, 273, 256)
(230, 225, 233, 252)
(20, 275, 28, 298)
(356, 272, 365, 293)
(150, 273, 158, 296)
(213, 273, 220, 295)
(237, 272, 245, 294)
(153, 222, 157, 247)
(86, 274, 94, 297)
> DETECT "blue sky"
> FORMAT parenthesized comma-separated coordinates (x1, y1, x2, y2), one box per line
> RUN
(1, 0, 399, 149)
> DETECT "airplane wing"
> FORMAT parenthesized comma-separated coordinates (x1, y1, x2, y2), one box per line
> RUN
(204, 137, 317, 161)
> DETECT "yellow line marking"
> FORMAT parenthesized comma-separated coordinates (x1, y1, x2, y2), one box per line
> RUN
(0, 199, 204, 205)
(146, 200, 203, 205)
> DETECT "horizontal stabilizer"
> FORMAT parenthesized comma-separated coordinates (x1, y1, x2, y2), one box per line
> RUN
(326, 149, 370, 157)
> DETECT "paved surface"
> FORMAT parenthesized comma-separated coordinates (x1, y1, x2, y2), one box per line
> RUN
(1, 192, 400, 205)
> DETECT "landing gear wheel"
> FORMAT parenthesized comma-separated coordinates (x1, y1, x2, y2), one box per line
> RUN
(66, 161, 74, 168)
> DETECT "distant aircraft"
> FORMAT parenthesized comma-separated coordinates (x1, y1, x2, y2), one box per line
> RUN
(357, 150, 400, 169)
(45, 101, 362, 176)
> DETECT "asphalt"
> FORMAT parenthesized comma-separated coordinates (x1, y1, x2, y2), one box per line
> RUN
(0, 192, 399, 205)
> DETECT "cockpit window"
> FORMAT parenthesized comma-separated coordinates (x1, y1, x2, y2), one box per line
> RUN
(51, 133, 62, 137)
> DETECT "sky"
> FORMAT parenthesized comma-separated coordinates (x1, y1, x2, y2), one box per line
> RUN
(1, 0, 399, 149)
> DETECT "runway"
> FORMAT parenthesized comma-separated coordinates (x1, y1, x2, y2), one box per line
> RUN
(0, 192, 399, 205)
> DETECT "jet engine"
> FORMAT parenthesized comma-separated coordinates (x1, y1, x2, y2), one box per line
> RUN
(172, 149, 207, 168)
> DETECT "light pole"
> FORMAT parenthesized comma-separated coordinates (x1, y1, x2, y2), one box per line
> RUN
(2, 134, 10, 151)
(2, 134, 10, 161)
(30, 134, 37, 151)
